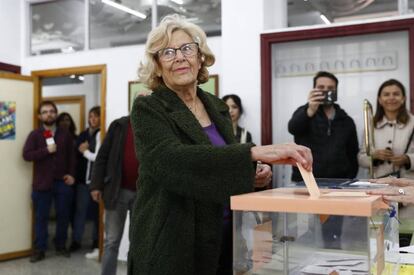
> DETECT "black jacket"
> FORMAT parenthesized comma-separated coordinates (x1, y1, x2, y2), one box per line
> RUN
(75, 128, 99, 184)
(288, 103, 359, 181)
(235, 126, 252, 144)
(90, 116, 130, 209)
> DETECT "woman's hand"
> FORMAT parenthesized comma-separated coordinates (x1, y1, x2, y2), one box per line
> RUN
(254, 163, 272, 188)
(370, 177, 414, 187)
(389, 154, 409, 167)
(367, 186, 414, 204)
(372, 148, 394, 161)
(251, 143, 312, 171)
(79, 141, 89, 153)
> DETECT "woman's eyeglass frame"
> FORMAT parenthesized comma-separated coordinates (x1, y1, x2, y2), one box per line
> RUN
(157, 42, 199, 62)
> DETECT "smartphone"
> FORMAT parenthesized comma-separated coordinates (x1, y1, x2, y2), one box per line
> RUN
(322, 90, 337, 104)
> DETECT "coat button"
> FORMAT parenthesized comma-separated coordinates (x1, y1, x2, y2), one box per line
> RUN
(388, 140, 392, 144)
(389, 123, 393, 127)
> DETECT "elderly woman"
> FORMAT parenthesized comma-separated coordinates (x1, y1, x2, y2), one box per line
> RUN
(358, 79, 414, 178)
(128, 14, 312, 275)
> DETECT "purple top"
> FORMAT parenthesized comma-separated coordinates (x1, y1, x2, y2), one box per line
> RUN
(203, 123, 226, 146)
(203, 123, 231, 220)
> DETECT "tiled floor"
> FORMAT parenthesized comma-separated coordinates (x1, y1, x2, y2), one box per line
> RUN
(0, 248, 127, 275)
(0, 221, 127, 275)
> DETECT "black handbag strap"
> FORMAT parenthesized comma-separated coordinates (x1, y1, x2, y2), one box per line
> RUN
(404, 125, 414, 154)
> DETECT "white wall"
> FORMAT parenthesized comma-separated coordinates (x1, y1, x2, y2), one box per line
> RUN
(222, 0, 287, 144)
(0, 0, 21, 65)
(221, 0, 263, 144)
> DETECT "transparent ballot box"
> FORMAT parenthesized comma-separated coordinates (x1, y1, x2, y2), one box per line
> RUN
(231, 188, 399, 275)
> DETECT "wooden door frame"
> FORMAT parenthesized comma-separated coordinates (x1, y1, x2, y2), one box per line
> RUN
(31, 64, 106, 260)
(43, 95, 86, 133)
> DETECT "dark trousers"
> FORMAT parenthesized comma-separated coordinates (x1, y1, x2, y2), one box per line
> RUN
(32, 180, 74, 251)
(72, 183, 98, 244)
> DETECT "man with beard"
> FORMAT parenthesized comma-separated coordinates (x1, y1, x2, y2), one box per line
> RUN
(288, 71, 359, 248)
(23, 101, 76, 262)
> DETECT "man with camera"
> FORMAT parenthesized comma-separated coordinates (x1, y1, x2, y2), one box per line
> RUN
(288, 71, 359, 248)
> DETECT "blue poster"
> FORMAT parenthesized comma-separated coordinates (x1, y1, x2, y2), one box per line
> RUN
(0, 101, 16, 140)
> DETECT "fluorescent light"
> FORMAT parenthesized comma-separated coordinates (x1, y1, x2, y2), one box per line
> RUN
(171, 0, 184, 4)
(320, 14, 331, 24)
(70, 74, 76, 79)
(102, 0, 147, 19)
(78, 75, 85, 81)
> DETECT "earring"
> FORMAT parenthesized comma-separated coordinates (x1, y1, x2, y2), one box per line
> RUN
(201, 55, 205, 62)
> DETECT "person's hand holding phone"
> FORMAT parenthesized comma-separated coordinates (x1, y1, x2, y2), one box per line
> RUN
(307, 89, 325, 117)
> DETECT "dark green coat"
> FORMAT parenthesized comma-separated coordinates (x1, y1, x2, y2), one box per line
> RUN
(128, 85, 255, 275)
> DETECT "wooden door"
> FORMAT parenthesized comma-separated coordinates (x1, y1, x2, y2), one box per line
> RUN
(0, 72, 36, 260)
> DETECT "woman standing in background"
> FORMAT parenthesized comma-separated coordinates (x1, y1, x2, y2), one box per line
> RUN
(358, 79, 414, 178)
(222, 94, 252, 144)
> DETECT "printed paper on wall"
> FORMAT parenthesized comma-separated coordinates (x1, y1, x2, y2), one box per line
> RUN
(0, 101, 16, 140)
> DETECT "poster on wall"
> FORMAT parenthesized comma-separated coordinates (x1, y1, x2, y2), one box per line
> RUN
(0, 101, 16, 140)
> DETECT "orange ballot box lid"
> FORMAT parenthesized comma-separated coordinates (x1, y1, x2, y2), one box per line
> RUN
(230, 188, 389, 217)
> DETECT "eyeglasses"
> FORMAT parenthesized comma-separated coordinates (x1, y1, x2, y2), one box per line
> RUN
(157, 42, 199, 61)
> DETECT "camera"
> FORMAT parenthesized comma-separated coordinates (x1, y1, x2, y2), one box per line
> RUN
(322, 90, 337, 104)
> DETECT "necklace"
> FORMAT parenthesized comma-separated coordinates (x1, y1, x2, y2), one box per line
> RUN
(186, 97, 198, 115)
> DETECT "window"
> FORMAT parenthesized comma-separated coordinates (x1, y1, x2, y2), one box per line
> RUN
(156, 0, 221, 37)
(30, 0, 85, 55)
(288, 0, 409, 27)
(89, 0, 151, 48)
(29, 0, 222, 55)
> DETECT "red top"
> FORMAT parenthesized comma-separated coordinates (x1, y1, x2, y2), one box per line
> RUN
(121, 122, 139, 191)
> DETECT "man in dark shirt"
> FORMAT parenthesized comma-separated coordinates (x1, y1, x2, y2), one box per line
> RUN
(23, 101, 76, 262)
(90, 116, 138, 275)
(288, 71, 359, 248)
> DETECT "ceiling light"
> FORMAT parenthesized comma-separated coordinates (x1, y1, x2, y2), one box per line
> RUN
(102, 0, 147, 19)
(320, 14, 331, 25)
(70, 75, 76, 79)
(171, 0, 184, 4)
(78, 75, 85, 81)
